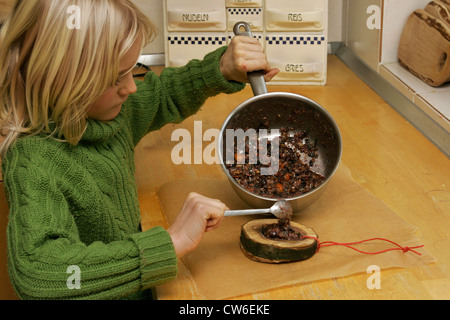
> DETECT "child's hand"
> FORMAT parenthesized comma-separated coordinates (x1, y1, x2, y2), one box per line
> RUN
(220, 36, 279, 83)
(168, 192, 228, 257)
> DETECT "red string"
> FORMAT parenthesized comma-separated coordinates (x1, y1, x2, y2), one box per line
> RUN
(301, 236, 424, 256)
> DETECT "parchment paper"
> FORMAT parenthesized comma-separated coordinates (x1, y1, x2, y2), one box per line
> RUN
(157, 164, 435, 300)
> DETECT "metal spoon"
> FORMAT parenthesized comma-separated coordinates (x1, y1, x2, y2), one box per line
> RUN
(224, 200, 293, 220)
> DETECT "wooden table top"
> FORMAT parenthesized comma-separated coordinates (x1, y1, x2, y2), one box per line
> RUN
(136, 55, 450, 300)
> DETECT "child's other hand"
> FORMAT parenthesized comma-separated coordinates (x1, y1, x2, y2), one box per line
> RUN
(168, 192, 228, 257)
(220, 36, 279, 83)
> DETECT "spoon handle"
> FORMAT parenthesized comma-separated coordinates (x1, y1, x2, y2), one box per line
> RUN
(224, 208, 272, 217)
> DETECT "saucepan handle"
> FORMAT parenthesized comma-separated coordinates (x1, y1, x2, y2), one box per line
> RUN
(233, 21, 268, 96)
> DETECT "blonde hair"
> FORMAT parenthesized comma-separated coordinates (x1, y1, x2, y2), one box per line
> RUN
(0, 0, 156, 155)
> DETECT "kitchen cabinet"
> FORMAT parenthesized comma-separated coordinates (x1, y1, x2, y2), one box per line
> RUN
(264, 0, 328, 84)
(345, 0, 381, 71)
(163, 0, 329, 85)
(380, 0, 449, 137)
(342, 0, 449, 156)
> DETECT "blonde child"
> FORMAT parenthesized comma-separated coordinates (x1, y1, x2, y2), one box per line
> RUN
(0, 0, 278, 299)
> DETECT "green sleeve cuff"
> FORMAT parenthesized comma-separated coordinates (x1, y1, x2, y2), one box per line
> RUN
(130, 226, 178, 289)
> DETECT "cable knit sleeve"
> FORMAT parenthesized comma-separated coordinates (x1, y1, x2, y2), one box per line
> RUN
(1, 47, 245, 299)
(2, 140, 178, 300)
(124, 46, 246, 145)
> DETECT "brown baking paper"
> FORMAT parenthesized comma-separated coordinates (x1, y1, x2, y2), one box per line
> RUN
(156, 164, 435, 300)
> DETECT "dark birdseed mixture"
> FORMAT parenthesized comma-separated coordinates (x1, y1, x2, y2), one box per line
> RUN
(260, 219, 303, 241)
(226, 127, 326, 199)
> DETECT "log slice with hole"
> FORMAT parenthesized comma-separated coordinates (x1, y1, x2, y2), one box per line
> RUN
(240, 219, 319, 263)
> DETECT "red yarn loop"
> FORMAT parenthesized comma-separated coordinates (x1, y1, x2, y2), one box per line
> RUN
(301, 236, 424, 256)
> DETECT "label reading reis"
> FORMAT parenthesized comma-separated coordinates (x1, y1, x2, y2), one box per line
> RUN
(288, 13, 303, 22)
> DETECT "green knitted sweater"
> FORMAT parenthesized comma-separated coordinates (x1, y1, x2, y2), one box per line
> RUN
(1, 47, 245, 300)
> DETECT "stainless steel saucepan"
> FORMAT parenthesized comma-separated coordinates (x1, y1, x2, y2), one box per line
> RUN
(217, 22, 343, 213)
